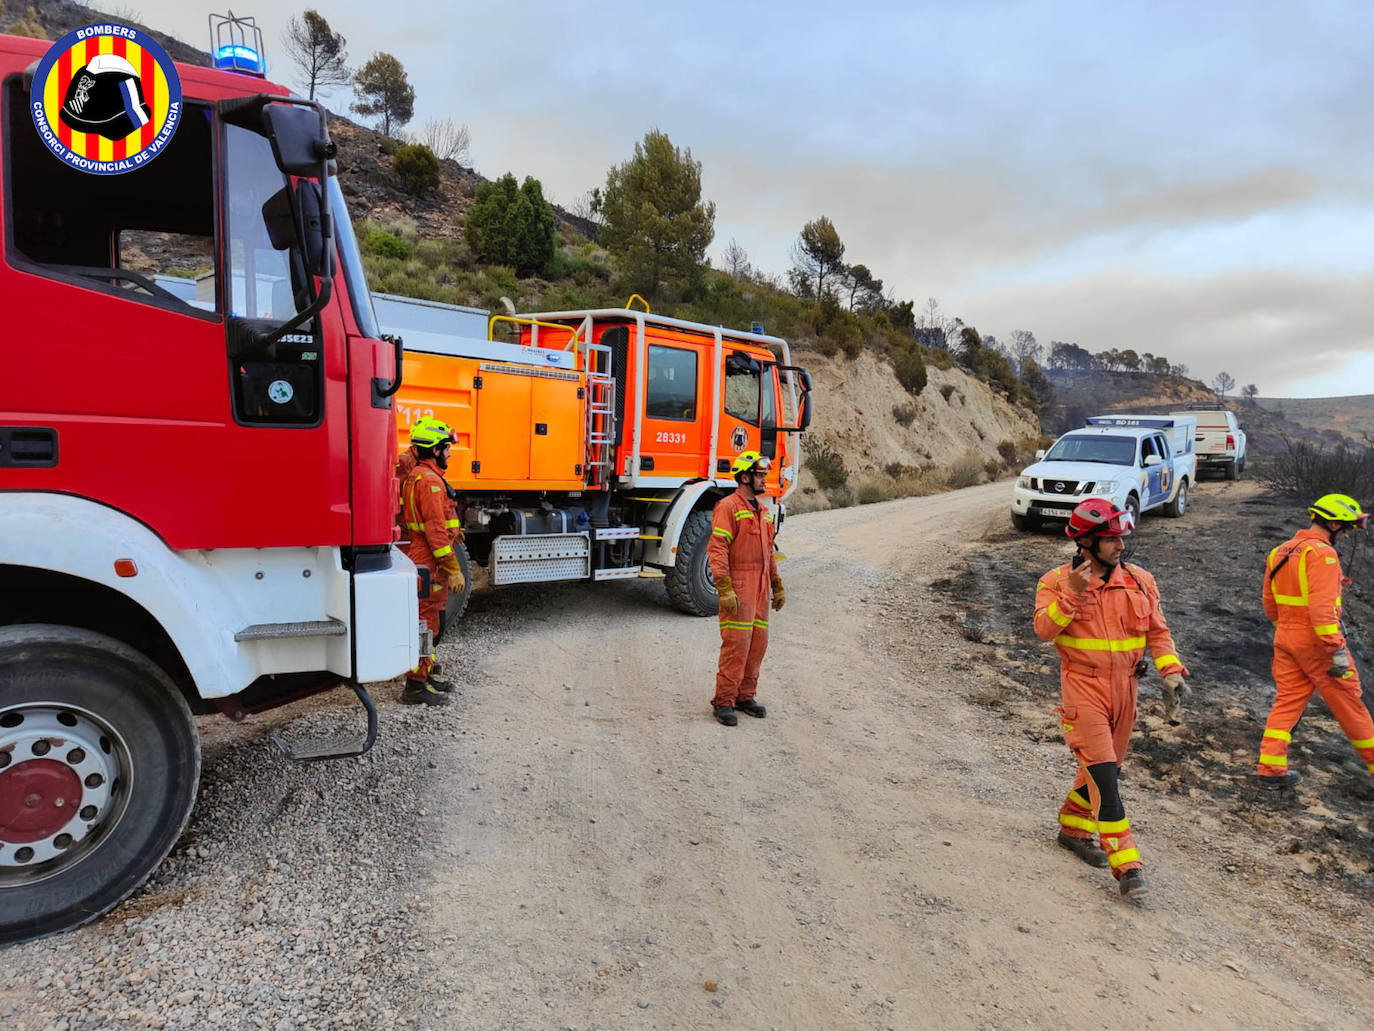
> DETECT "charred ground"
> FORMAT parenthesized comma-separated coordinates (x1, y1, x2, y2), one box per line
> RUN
(929, 480, 1374, 912)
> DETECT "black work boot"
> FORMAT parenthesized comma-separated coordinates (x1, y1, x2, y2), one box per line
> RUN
(734, 698, 767, 719)
(1118, 868, 1148, 903)
(713, 705, 738, 727)
(1255, 771, 1302, 788)
(427, 675, 457, 694)
(401, 680, 451, 706)
(1056, 831, 1109, 868)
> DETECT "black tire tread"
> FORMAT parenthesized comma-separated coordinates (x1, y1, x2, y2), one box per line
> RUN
(665, 508, 717, 616)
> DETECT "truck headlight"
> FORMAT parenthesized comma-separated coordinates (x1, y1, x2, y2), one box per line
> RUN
(1094, 480, 1118, 494)
(1017, 476, 1032, 489)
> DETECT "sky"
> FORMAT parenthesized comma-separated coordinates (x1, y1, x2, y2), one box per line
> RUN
(110, 0, 1374, 398)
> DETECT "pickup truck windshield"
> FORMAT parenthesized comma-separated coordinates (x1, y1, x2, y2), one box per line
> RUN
(1045, 435, 1136, 465)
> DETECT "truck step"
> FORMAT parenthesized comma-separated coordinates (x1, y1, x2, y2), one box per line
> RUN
(234, 618, 348, 643)
(594, 566, 642, 581)
(268, 682, 378, 763)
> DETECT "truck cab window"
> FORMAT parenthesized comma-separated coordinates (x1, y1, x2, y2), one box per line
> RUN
(3, 79, 216, 315)
(724, 352, 761, 424)
(225, 124, 306, 320)
(646, 345, 696, 421)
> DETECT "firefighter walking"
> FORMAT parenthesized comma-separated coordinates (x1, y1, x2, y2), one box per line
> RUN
(399, 419, 465, 705)
(708, 452, 785, 726)
(1256, 493, 1373, 788)
(1034, 498, 1189, 902)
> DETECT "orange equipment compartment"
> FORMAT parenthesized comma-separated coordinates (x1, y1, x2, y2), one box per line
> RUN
(396, 351, 586, 492)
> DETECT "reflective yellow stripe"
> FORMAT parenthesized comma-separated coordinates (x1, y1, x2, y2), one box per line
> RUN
(1297, 545, 1311, 601)
(720, 621, 753, 631)
(713, 528, 734, 541)
(444, 519, 462, 528)
(1263, 728, 1292, 743)
(1045, 601, 1073, 628)
(1037, 580, 1050, 590)
(752, 620, 769, 629)
(1068, 789, 1092, 809)
(1259, 753, 1288, 767)
(431, 485, 441, 492)
(1153, 653, 1179, 670)
(406, 522, 425, 531)
(1273, 595, 1306, 606)
(1058, 813, 1097, 833)
(1053, 635, 1147, 652)
(1313, 623, 1340, 636)
(734, 510, 756, 521)
(1097, 817, 1130, 835)
(1350, 736, 1374, 749)
(1107, 848, 1140, 868)
(432, 544, 454, 559)
(763, 512, 774, 522)
(1367, 763, 1374, 775)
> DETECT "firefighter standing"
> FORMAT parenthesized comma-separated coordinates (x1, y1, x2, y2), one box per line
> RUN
(399, 420, 465, 705)
(1033, 497, 1189, 902)
(1256, 493, 1373, 788)
(708, 451, 784, 726)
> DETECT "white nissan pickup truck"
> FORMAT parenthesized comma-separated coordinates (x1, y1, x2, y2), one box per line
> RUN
(1011, 414, 1197, 531)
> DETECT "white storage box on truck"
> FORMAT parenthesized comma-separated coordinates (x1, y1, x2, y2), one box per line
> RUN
(1171, 403, 1247, 480)
(1011, 414, 1197, 530)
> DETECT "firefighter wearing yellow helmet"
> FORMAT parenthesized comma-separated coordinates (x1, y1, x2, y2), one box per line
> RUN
(706, 451, 784, 725)
(1257, 492, 1372, 787)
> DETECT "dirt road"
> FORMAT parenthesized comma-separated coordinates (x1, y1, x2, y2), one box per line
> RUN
(6, 481, 1372, 1030)
(420, 481, 1373, 1029)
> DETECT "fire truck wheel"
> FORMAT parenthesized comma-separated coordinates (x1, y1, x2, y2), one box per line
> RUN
(438, 544, 474, 643)
(666, 508, 719, 617)
(0, 625, 200, 946)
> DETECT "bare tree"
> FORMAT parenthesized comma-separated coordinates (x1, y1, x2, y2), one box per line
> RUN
(721, 237, 752, 279)
(1212, 371, 1236, 397)
(1242, 383, 1259, 406)
(566, 188, 603, 228)
(1006, 329, 1041, 372)
(282, 9, 350, 101)
(411, 118, 471, 164)
(917, 297, 961, 349)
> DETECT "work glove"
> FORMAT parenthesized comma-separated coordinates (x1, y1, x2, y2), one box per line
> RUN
(771, 577, 785, 612)
(1329, 649, 1354, 679)
(446, 569, 466, 593)
(716, 576, 739, 615)
(1161, 674, 1190, 724)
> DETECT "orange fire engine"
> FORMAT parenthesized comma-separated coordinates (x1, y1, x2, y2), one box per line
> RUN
(391, 297, 812, 618)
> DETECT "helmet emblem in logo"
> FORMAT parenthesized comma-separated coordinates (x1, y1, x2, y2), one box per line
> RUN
(730, 427, 748, 452)
(31, 24, 183, 175)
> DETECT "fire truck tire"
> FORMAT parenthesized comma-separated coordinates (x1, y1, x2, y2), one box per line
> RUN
(438, 544, 474, 642)
(665, 508, 719, 617)
(0, 625, 200, 946)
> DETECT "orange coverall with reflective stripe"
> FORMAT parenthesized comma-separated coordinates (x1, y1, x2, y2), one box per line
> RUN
(1257, 528, 1374, 780)
(1035, 561, 1187, 875)
(707, 488, 780, 707)
(401, 458, 460, 683)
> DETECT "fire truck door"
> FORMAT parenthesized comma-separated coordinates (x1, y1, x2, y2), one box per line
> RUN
(717, 351, 770, 473)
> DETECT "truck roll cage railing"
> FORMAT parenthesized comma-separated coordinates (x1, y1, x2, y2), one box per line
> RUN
(488, 314, 593, 356)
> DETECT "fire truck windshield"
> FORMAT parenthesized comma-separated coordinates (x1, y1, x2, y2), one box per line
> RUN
(328, 176, 382, 340)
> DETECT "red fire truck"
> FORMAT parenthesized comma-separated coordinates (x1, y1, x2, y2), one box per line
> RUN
(0, 17, 418, 943)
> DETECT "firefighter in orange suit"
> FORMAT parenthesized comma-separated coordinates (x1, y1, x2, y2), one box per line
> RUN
(1034, 497, 1189, 903)
(708, 451, 784, 726)
(1256, 493, 1373, 788)
(399, 420, 465, 705)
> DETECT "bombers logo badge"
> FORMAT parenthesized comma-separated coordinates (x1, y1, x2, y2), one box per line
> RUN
(31, 24, 182, 175)
(730, 426, 748, 452)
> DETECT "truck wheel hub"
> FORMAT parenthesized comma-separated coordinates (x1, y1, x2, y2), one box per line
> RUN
(0, 706, 124, 873)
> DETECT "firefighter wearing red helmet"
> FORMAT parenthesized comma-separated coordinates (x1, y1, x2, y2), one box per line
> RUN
(707, 451, 784, 726)
(1033, 497, 1189, 903)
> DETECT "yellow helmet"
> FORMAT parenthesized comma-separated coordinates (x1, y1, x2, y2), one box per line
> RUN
(1309, 493, 1368, 529)
(409, 417, 453, 449)
(730, 451, 772, 478)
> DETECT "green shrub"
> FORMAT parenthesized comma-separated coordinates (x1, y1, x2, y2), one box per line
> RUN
(891, 346, 928, 396)
(365, 230, 411, 260)
(892, 404, 917, 428)
(857, 481, 890, 505)
(940, 383, 957, 402)
(464, 172, 556, 277)
(394, 143, 440, 196)
(946, 451, 984, 488)
(804, 439, 848, 490)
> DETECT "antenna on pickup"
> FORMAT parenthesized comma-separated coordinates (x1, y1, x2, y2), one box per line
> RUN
(209, 11, 267, 77)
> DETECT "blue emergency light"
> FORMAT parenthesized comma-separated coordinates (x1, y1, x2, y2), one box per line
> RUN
(208, 12, 267, 78)
(214, 44, 262, 73)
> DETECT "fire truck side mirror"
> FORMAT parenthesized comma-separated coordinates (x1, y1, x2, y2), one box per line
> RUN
(777, 366, 813, 433)
(261, 182, 327, 279)
(261, 103, 336, 178)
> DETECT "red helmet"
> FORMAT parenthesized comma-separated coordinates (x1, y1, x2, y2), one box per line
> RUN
(1066, 497, 1135, 540)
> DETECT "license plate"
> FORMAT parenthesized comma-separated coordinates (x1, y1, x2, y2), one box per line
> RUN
(1037, 506, 1074, 517)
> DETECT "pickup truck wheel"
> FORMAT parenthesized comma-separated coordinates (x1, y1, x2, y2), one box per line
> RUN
(1011, 512, 1042, 532)
(665, 508, 719, 616)
(1164, 479, 1188, 517)
(0, 625, 199, 946)
(1224, 459, 1238, 481)
(1125, 494, 1141, 526)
